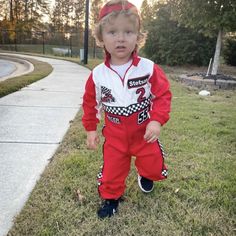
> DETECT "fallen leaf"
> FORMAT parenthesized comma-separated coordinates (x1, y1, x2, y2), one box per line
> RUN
(175, 188, 180, 193)
(76, 189, 85, 202)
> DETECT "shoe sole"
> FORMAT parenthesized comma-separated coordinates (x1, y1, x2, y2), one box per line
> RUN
(137, 175, 154, 193)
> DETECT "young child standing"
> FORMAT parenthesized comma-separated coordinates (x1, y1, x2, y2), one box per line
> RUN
(82, 0, 172, 219)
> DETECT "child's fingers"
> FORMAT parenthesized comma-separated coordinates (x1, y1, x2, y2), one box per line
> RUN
(144, 132, 158, 143)
(143, 129, 152, 141)
(144, 129, 159, 143)
(146, 136, 158, 143)
(87, 141, 97, 150)
(86, 131, 100, 150)
(144, 131, 155, 142)
(95, 136, 100, 145)
(87, 139, 97, 149)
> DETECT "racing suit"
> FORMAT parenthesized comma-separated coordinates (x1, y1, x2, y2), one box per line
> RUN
(82, 52, 172, 199)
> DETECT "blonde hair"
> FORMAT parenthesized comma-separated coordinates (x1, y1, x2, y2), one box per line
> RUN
(93, 0, 146, 49)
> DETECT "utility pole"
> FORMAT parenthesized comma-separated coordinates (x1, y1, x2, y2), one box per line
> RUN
(83, 0, 89, 64)
(42, 31, 45, 54)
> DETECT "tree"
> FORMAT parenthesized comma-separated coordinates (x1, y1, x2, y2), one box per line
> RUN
(51, 0, 74, 32)
(143, 2, 215, 66)
(223, 34, 236, 66)
(140, 0, 160, 28)
(73, 0, 86, 31)
(169, 0, 236, 75)
(140, 0, 152, 28)
(90, 0, 103, 26)
(90, 0, 103, 57)
(0, 0, 49, 31)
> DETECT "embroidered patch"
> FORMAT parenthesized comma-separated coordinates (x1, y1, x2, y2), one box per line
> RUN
(137, 108, 149, 124)
(107, 115, 121, 124)
(127, 74, 150, 89)
(101, 86, 115, 103)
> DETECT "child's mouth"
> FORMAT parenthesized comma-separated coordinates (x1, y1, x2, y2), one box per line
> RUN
(116, 46, 125, 49)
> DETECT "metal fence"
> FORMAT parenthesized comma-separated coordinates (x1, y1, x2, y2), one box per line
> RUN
(0, 29, 103, 59)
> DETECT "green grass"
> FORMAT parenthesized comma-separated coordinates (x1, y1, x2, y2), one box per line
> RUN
(0, 57, 53, 98)
(7, 65, 236, 235)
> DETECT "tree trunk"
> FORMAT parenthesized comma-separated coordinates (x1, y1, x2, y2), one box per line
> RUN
(10, 0, 14, 22)
(211, 29, 222, 75)
(24, 0, 28, 21)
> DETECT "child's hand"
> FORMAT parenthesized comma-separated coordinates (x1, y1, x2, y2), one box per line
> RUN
(86, 131, 100, 150)
(144, 121, 161, 143)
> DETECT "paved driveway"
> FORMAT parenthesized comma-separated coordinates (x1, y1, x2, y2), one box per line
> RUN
(0, 59, 16, 78)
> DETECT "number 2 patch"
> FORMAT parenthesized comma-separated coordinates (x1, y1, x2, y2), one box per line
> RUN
(138, 108, 149, 124)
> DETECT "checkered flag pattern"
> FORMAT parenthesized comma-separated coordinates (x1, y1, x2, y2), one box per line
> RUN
(157, 139, 167, 158)
(97, 171, 103, 186)
(161, 169, 168, 177)
(103, 97, 151, 117)
(97, 172, 103, 179)
(101, 86, 111, 95)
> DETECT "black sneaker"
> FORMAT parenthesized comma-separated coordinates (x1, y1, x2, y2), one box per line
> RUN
(138, 175, 154, 193)
(97, 199, 119, 219)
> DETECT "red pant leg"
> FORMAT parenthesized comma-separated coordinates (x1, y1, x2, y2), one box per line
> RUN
(97, 126, 131, 199)
(133, 139, 168, 181)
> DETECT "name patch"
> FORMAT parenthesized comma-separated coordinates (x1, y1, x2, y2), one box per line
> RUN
(127, 74, 149, 89)
(107, 115, 121, 124)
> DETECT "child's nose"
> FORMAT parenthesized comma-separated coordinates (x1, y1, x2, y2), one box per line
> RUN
(117, 32, 125, 41)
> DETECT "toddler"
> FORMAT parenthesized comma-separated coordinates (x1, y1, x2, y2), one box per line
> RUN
(82, 0, 172, 218)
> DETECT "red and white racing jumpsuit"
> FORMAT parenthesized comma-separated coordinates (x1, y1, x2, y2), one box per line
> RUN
(82, 53, 172, 199)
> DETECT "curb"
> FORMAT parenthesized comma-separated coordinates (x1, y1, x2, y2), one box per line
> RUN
(0, 54, 34, 81)
(177, 74, 236, 90)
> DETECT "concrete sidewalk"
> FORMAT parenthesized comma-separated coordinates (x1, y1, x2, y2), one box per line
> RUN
(0, 53, 90, 236)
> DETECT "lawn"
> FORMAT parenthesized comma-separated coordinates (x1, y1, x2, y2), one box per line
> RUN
(7, 63, 236, 236)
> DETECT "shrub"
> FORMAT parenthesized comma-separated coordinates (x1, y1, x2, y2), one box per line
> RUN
(143, 4, 215, 66)
(223, 36, 236, 66)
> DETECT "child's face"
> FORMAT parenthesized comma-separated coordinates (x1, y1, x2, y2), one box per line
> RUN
(101, 14, 138, 65)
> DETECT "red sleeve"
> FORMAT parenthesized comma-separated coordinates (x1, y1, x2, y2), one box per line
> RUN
(149, 64, 172, 125)
(82, 73, 100, 131)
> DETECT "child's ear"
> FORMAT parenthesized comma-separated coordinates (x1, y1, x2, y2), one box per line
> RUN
(98, 38, 104, 47)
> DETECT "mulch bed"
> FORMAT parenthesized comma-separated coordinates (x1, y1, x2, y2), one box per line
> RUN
(187, 73, 236, 82)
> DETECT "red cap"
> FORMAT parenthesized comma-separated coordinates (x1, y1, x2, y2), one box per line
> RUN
(99, 1, 139, 20)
